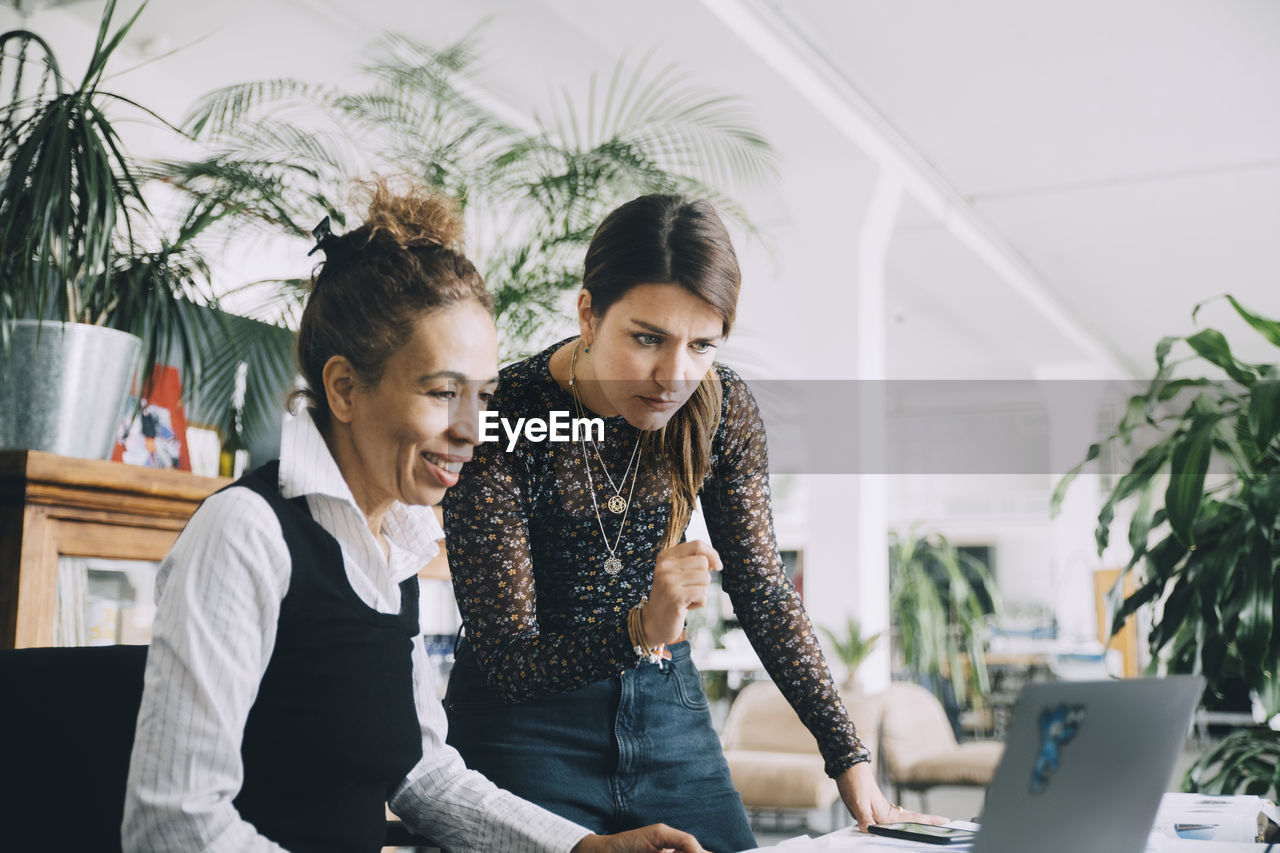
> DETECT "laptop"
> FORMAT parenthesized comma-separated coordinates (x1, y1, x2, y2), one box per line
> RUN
(970, 675, 1204, 853)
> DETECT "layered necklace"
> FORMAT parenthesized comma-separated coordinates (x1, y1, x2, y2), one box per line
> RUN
(569, 339, 643, 576)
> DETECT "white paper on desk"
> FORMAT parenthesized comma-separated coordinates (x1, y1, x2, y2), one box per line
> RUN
(1150, 792, 1278, 843)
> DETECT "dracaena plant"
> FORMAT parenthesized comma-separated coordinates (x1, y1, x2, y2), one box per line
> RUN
(0, 0, 220, 385)
(1053, 296, 1280, 726)
(888, 529, 1000, 709)
(0, 0, 340, 447)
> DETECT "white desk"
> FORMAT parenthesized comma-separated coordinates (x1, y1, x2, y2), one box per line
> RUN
(745, 794, 1276, 852)
(748, 828, 1265, 853)
(746, 822, 976, 853)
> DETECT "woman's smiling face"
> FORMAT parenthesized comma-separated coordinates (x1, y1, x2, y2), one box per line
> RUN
(580, 282, 725, 431)
(341, 299, 498, 510)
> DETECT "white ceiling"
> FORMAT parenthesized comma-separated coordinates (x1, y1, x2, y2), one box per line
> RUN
(770, 0, 1280, 373)
(7, 0, 1279, 379)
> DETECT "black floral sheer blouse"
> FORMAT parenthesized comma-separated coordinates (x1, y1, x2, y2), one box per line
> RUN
(442, 339, 871, 777)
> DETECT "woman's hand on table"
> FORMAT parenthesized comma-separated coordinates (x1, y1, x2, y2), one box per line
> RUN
(837, 761, 949, 833)
(642, 541, 722, 645)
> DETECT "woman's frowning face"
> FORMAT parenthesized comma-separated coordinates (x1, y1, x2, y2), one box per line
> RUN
(579, 282, 725, 431)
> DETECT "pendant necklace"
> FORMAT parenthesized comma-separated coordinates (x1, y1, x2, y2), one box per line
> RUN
(596, 440, 640, 514)
(569, 340, 642, 514)
(569, 339, 642, 575)
(583, 442, 641, 576)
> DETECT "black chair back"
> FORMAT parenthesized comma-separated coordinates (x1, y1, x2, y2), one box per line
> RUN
(0, 644, 148, 852)
(0, 645, 442, 851)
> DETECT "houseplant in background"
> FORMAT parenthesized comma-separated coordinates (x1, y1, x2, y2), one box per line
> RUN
(0, 1, 302, 459)
(1183, 728, 1280, 797)
(888, 529, 1000, 711)
(0, 2, 179, 458)
(818, 616, 882, 692)
(1053, 295, 1280, 796)
(178, 31, 777, 361)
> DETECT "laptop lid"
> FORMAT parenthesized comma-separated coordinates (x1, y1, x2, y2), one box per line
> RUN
(973, 675, 1203, 853)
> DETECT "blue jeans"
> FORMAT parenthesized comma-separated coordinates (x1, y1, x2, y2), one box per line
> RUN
(445, 639, 757, 853)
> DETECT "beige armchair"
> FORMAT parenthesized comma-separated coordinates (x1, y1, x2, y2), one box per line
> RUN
(877, 682, 1004, 811)
(721, 681, 882, 824)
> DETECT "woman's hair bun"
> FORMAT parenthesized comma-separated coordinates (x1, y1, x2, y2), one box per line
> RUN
(360, 176, 465, 251)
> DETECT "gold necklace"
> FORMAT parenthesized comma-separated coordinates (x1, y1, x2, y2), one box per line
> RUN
(595, 440, 640, 514)
(569, 340, 642, 514)
(569, 339, 642, 575)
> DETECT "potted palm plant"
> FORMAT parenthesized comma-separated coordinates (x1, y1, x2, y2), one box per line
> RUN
(0, 2, 219, 458)
(0, 1, 314, 459)
(1053, 295, 1280, 795)
(0, 5, 154, 458)
(888, 529, 1000, 710)
(178, 32, 777, 362)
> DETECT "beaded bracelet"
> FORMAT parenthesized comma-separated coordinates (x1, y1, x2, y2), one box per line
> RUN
(628, 596, 667, 667)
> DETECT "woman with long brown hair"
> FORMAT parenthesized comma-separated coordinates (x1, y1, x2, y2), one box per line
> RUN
(443, 194, 939, 851)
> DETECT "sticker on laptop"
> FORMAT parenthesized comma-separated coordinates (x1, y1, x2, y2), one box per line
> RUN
(1030, 703, 1086, 793)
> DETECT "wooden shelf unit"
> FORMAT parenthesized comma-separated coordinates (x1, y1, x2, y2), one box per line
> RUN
(0, 451, 229, 649)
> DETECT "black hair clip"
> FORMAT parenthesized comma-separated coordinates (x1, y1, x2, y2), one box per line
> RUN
(307, 215, 333, 256)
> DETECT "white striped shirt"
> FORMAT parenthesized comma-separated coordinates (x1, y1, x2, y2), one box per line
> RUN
(123, 408, 590, 853)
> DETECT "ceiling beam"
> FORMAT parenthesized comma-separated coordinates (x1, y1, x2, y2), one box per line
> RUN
(699, 0, 1127, 376)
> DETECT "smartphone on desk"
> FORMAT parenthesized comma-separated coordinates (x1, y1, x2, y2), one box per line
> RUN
(867, 822, 977, 845)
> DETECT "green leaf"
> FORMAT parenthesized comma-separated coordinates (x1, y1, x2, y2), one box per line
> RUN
(1156, 377, 1214, 403)
(1236, 528, 1273, 691)
(1258, 674, 1280, 721)
(1050, 443, 1099, 517)
(1117, 394, 1152, 442)
(1110, 573, 1160, 637)
(183, 309, 298, 443)
(1164, 421, 1215, 547)
(1248, 381, 1280, 454)
(1095, 438, 1174, 554)
(1199, 633, 1228, 684)
(1242, 473, 1280, 533)
(1185, 328, 1257, 385)
(1126, 480, 1157, 561)
(1151, 578, 1195, 650)
(1225, 294, 1280, 349)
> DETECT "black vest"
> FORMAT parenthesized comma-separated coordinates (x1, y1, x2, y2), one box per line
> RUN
(230, 462, 424, 852)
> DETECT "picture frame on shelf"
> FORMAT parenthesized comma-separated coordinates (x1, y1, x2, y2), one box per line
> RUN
(111, 365, 191, 471)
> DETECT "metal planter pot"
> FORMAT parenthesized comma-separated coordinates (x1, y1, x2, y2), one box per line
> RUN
(0, 320, 142, 459)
